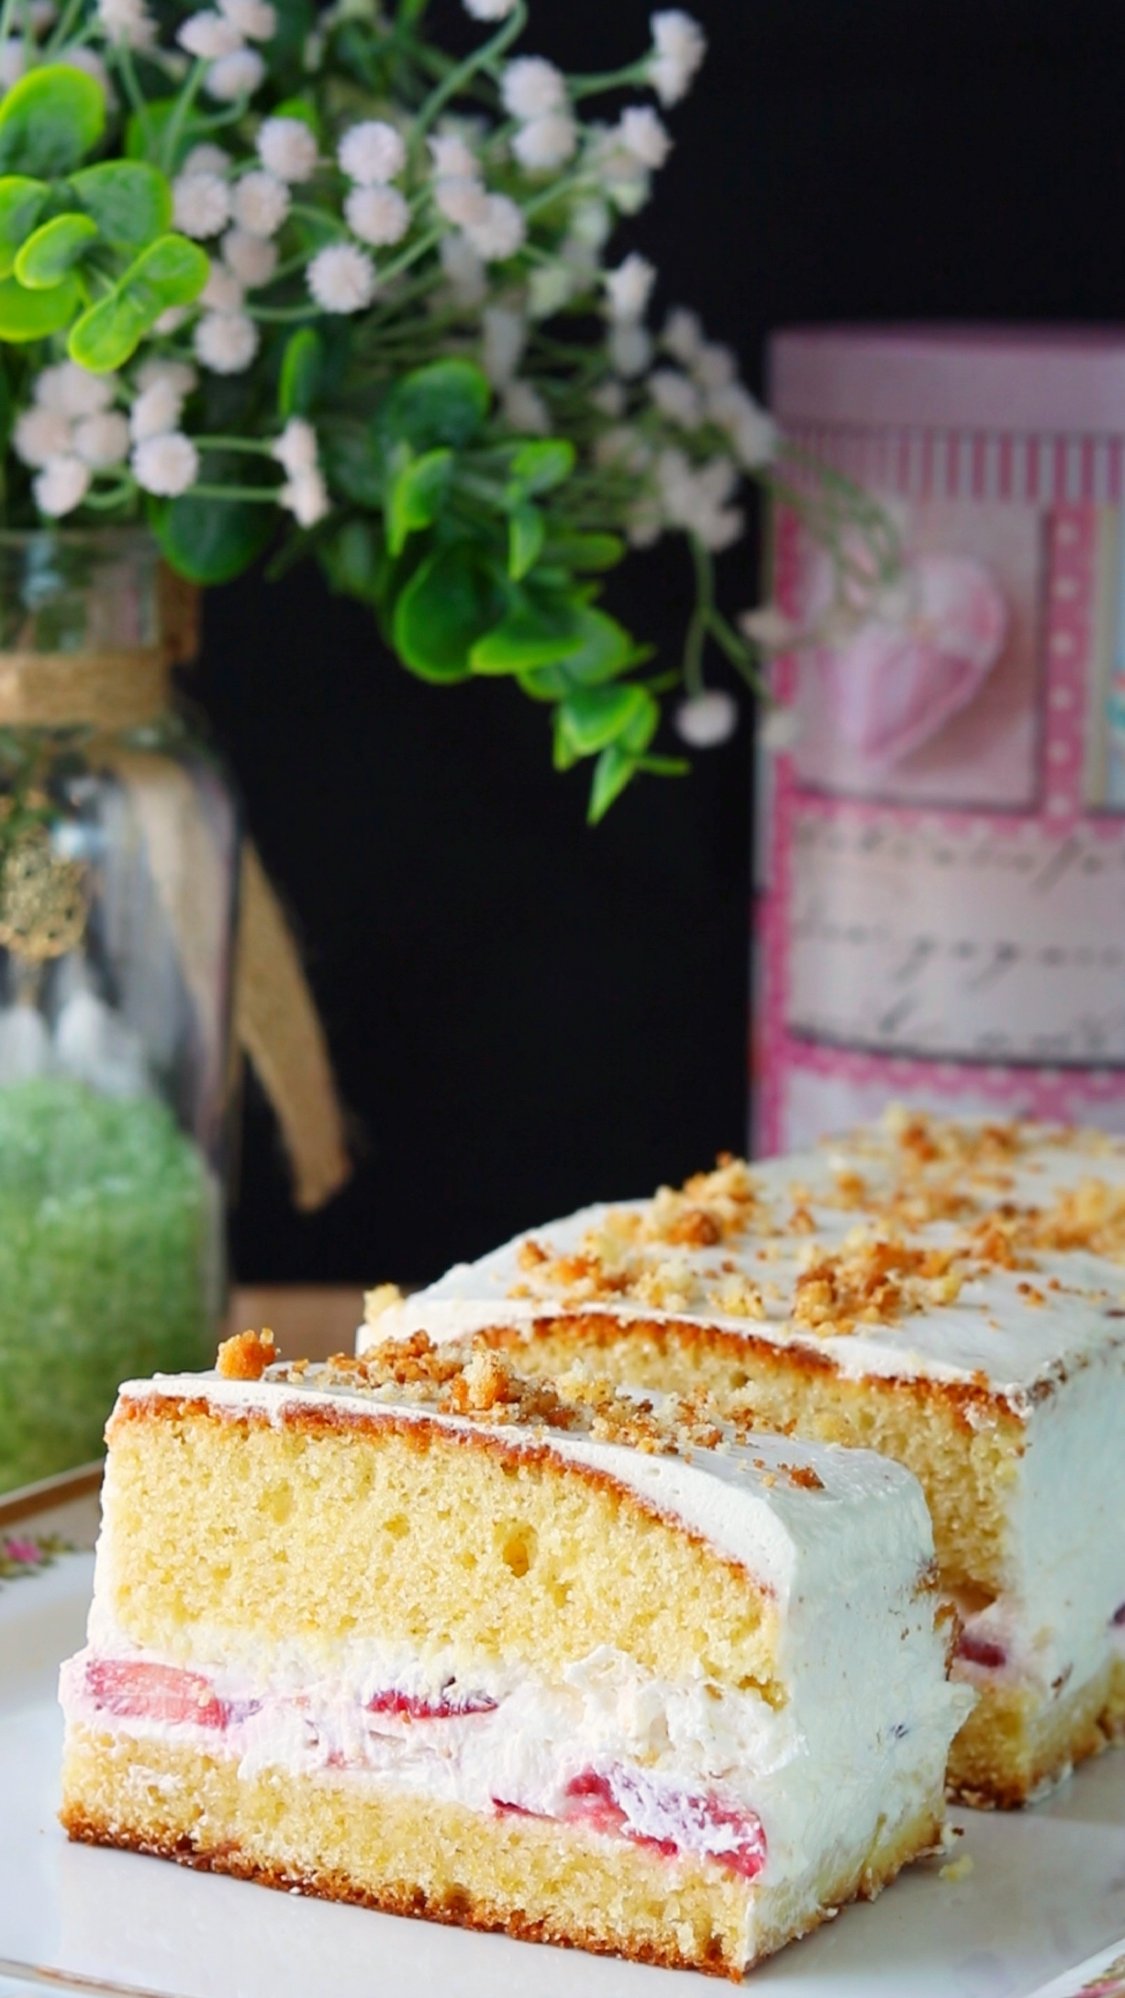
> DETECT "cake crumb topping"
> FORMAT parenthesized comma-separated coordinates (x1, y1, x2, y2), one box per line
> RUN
(216, 1327, 276, 1381)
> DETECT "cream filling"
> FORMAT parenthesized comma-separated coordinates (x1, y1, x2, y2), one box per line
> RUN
(60, 1634, 961, 1885)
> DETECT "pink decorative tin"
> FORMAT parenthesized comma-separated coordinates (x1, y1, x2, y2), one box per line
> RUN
(756, 325, 1125, 1151)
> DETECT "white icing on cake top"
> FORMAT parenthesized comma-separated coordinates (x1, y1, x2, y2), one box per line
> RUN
(356, 1116, 1125, 1405)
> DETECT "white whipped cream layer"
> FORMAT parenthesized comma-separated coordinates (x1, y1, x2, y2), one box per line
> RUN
(68, 1372, 970, 1888)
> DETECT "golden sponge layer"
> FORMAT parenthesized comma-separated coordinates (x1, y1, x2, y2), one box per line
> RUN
(480, 1316, 1024, 1596)
(60, 1723, 945, 1981)
(953, 1657, 1125, 1808)
(104, 1398, 779, 1694)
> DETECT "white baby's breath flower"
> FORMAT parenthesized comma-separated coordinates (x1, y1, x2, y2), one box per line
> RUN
(338, 119, 406, 186)
(591, 380, 626, 419)
(589, 127, 651, 215)
(183, 142, 231, 177)
(204, 48, 265, 100)
(570, 199, 611, 249)
(481, 304, 526, 386)
(258, 116, 318, 183)
(218, 0, 276, 38)
(201, 262, 244, 313)
(593, 424, 650, 472)
(96, 0, 155, 48)
(649, 9, 706, 105)
(434, 176, 490, 229)
(657, 447, 743, 550)
(271, 416, 318, 476)
(617, 105, 672, 169)
(465, 193, 526, 262)
(439, 232, 486, 307)
(501, 56, 565, 120)
(34, 455, 90, 517)
(428, 132, 479, 182)
(178, 10, 242, 59)
(194, 310, 260, 373)
(528, 262, 574, 319)
(172, 170, 231, 239)
(609, 322, 653, 378)
(132, 433, 199, 497)
(758, 701, 802, 753)
(36, 362, 115, 418)
(627, 497, 663, 548)
(136, 358, 198, 397)
(675, 690, 738, 748)
(0, 40, 27, 86)
(307, 242, 377, 313)
(604, 252, 655, 323)
(501, 381, 549, 434)
(13, 407, 72, 468)
(463, 0, 517, 18)
(706, 382, 777, 468)
(232, 169, 289, 238)
(279, 468, 330, 526)
(28, 0, 58, 30)
(512, 113, 577, 172)
(130, 378, 185, 440)
(221, 226, 277, 287)
(72, 411, 130, 468)
(738, 605, 799, 651)
(345, 184, 410, 247)
(694, 341, 736, 390)
(649, 367, 703, 428)
(153, 306, 188, 334)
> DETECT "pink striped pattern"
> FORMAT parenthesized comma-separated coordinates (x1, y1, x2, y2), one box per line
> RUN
(789, 424, 1125, 504)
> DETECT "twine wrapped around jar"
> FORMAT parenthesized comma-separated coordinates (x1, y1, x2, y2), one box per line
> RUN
(0, 571, 350, 1212)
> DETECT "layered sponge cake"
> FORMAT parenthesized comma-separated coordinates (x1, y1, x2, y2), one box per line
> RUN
(59, 1338, 969, 1979)
(360, 1112, 1125, 1808)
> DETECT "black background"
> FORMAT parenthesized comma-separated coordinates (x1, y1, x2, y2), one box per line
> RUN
(196, 0, 1125, 1284)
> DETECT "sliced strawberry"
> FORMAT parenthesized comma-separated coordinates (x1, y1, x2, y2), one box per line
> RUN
(366, 1686, 497, 1720)
(492, 1797, 549, 1820)
(957, 1631, 1007, 1670)
(564, 1766, 766, 1879)
(86, 1659, 226, 1729)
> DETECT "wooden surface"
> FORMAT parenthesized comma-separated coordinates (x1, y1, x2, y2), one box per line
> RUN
(232, 1286, 363, 1363)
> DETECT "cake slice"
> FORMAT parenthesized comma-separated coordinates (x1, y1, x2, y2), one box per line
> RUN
(360, 1111, 1125, 1808)
(59, 1338, 968, 1979)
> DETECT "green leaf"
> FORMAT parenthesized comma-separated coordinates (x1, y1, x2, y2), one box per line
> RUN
(469, 592, 585, 676)
(508, 503, 544, 581)
(387, 446, 452, 557)
(0, 272, 81, 341)
(319, 518, 383, 602)
(124, 97, 179, 164)
(273, 95, 320, 136)
(15, 213, 98, 289)
(70, 162, 172, 247)
(506, 437, 574, 495)
(392, 540, 505, 683)
(381, 358, 490, 453)
(0, 66, 105, 179)
(558, 684, 655, 757)
(514, 606, 637, 698)
(0, 177, 48, 280)
(545, 531, 625, 572)
(636, 753, 690, 776)
(149, 456, 274, 584)
(588, 745, 638, 824)
(69, 232, 209, 370)
(279, 327, 323, 419)
(321, 419, 382, 506)
(552, 707, 581, 771)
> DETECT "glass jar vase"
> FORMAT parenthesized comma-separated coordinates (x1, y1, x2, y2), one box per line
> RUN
(0, 529, 238, 1493)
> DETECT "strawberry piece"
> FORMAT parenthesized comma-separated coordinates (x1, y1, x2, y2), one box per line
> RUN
(86, 1659, 226, 1729)
(564, 1767, 766, 1879)
(957, 1631, 1007, 1670)
(366, 1686, 497, 1720)
(492, 1797, 549, 1820)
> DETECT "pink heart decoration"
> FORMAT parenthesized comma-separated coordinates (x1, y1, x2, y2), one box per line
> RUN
(815, 553, 1009, 766)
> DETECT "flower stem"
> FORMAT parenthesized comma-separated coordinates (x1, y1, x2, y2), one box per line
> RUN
(161, 59, 206, 174)
(414, 0, 527, 138)
(188, 484, 277, 503)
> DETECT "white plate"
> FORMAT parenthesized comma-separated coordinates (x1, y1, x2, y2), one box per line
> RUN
(2, 1477, 1124, 1998)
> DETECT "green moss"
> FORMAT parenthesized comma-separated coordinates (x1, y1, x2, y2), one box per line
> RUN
(0, 1077, 214, 1493)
